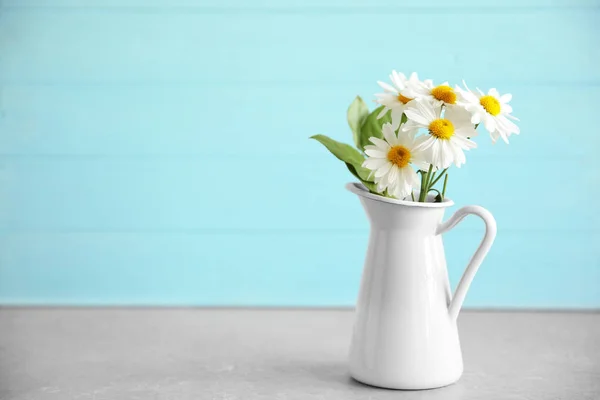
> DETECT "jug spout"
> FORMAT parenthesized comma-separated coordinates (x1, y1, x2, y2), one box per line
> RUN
(346, 184, 451, 234)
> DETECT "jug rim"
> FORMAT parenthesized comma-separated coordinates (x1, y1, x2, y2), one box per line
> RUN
(346, 182, 455, 208)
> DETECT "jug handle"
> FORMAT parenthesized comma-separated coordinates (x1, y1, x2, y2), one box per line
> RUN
(436, 205, 497, 322)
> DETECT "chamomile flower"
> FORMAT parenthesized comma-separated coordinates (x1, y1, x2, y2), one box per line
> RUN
(456, 82, 519, 144)
(374, 71, 420, 130)
(403, 100, 477, 169)
(362, 123, 428, 199)
(402, 78, 459, 107)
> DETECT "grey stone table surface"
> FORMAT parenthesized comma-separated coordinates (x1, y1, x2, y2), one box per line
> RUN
(0, 308, 599, 400)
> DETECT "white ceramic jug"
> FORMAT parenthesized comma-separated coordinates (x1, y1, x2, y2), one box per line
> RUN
(346, 183, 497, 390)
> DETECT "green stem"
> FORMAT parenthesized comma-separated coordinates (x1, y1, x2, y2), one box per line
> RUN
(442, 174, 449, 200)
(411, 191, 415, 202)
(428, 170, 437, 187)
(419, 165, 433, 202)
(419, 171, 426, 202)
(428, 188, 441, 196)
(428, 167, 439, 188)
(429, 168, 448, 187)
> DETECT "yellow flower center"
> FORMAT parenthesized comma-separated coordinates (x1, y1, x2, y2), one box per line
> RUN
(479, 95, 501, 116)
(387, 145, 411, 168)
(397, 94, 413, 104)
(428, 118, 455, 140)
(431, 85, 457, 104)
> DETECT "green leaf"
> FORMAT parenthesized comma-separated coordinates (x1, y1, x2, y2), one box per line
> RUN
(311, 134, 380, 194)
(345, 162, 373, 182)
(400, 113, 408, 125)
(345, 162, 362, 180)
(347, 96, 369, 149)
(310, 134, 365, 167)
(346, 163, 378, 193)
(361, 180, 378, 193)
(359, 106, 392, 152)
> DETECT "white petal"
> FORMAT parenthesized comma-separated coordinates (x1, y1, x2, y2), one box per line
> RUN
(407, 167, 420, 188)
(365, 148, 387, 158)
(451, 143, 466, 167)
(401, 120, 422, 131)
(377, 107, 389, 119)
(391, 71, 407, 89)
(374, 161, 393, 178)
(390, 107, 404, 131)
(396, 128, 417, 147)
(489, 130, 500, 144)
(410, 148, 429, 171)
(398, 169, 412, 199)
(420, 100, 438, 121)
(483, 115, 497, 132)
(452, 135, 477, 149)
(369, 137, 391, 150)
(375, 94, 400, 109)
(364, 144, 381, 151)
(461, 79, 472, 92)
(403, 83, 431, 99)
(492, 120, 516, 144)
(500, 93, 512, 103)
(497, 115, 520, 135)
(382, 123, 398, 146)
(495, 129, 509, 144)
(444, 106, 470, 125)
(455, 125, 478, 139)
(363, 157, 388, 170)
(438, 140, 450, 170)
(394, 168, 406, 195)
(387, 165, 399, 185)
(404, 101, 435, 126)
(413, 135, 435, 152)
(430, 141, 441, 168)
(377, 81, 398, 93)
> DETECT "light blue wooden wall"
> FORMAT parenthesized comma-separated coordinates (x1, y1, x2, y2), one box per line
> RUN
(0, 0, 599, 307)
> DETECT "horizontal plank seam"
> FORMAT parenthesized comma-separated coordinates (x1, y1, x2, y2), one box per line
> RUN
(2, 81, 600, 87)
(0, 155, 589, 160)
(0, 305, 599, 312)
(1, 6, 599, 15)
(0, 228, 597, 234)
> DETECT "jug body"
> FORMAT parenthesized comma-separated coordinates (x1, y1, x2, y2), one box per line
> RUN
(347, 184, 462, 389)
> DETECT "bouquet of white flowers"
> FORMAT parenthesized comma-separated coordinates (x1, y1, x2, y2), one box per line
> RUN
(311, 72, 519, 202)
